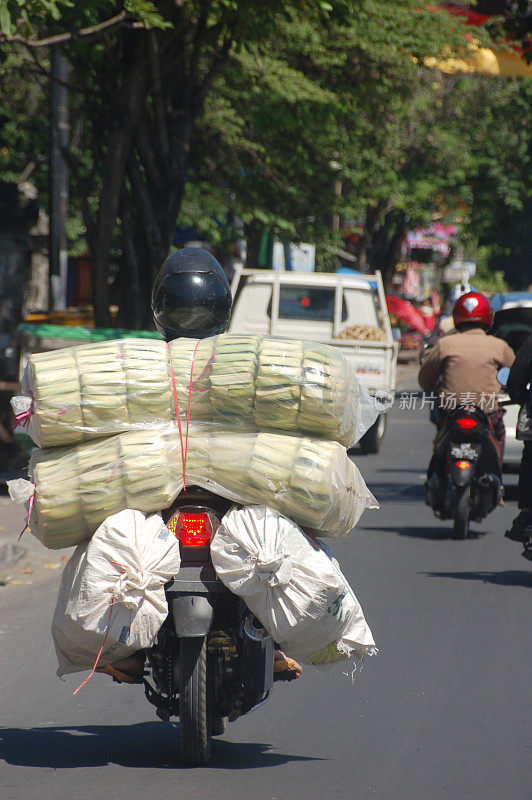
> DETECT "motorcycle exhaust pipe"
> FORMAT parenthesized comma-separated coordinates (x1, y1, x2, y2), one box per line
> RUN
(243, 613, 270, 642)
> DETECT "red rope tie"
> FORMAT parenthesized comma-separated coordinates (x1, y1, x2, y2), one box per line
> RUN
(183, 340, 201, 488)
(72, 561, 133, 695)
(18, 490, 35, 540)
(14, 392, 34, 430)
(73, 597, 116, 696)
(168, 342, 187, 489)
(106, 460, 121, 487)
(167, 340, 201, 491)
(190, 352, 214, 391)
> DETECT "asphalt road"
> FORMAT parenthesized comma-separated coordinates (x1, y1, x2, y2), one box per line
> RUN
(1, 385, 530, 800)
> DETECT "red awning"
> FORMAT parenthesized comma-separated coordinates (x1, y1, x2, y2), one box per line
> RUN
(386, 295, 430, 335)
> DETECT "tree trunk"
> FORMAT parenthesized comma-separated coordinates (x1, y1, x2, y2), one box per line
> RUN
(91, 53, 149, 327)
(119, 190, 144, 329)
(127, 154, 167, 280)
(356, 200, 393, 272)
(382, 212, 407, 287)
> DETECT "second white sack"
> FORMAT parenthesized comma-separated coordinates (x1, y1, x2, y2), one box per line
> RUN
(210, 505, 377, 665)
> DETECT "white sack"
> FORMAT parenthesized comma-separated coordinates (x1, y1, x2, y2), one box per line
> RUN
(52, 509, 180, 676)
(210, 506, 376, 665)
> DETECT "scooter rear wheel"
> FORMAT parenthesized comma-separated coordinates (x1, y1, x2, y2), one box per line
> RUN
(179, 636, 211, 766)
(453, 485, 470, 539)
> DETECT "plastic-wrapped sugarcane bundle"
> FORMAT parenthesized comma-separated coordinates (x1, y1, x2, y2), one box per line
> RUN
(15, 334, 378, 448)
(8, 422, 378, 549)
(18, 340, 172, 447)
(26, 429, 178, 549)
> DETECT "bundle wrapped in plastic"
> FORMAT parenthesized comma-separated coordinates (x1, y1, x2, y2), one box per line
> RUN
(52, 510, 180, 676)
(210, 506, 377, 665)
(15, 334, 378, 448)
(8, 422, 378, 549)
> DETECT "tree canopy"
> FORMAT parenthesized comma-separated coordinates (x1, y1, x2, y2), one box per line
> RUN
(1, 1, 530, 325)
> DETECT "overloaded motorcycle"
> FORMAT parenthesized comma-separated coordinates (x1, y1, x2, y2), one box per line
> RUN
(142, 488, 276, 767)
(424, 369, 510, 539)
(138, 250, 277, 765)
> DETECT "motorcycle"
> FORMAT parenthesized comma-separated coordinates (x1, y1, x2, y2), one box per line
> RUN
(424, 404, 503, 539)
(141, 487, 276, 767)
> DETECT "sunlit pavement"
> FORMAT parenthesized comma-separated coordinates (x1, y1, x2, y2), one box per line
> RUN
(0, 370, 530, 800)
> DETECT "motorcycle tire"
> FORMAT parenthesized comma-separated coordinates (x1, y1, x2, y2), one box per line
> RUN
(179, 636, 211, 766)
(453, 485, 470, 540)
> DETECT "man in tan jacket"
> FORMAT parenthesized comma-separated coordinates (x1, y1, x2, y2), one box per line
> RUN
(418, 291, 515, 461)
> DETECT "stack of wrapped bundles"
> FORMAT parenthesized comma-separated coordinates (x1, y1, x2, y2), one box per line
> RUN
(16, 334, 377, 448)
(17, 423, 377, 549)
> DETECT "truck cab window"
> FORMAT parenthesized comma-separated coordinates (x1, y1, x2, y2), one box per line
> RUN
(268, 287, 347, 322)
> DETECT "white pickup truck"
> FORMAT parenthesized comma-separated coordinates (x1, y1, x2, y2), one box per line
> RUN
(229, 267, 398, 453)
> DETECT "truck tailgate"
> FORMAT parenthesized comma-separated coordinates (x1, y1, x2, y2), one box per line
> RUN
(336, 342, 397, 393)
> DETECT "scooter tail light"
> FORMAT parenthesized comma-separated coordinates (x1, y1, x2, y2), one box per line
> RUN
(167, 512, 213, 547)
(456, 418, 477, 430)
(455, 460, 471, 470)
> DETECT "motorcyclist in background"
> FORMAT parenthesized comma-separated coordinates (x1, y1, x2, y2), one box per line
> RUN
(98, 248, 302, 683)
(421, 283, 473, 359)
(418, 291, 515, 468)
(504, 333, 532, 547)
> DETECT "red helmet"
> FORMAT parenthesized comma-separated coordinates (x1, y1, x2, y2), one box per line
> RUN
(452, 291, 493, 329)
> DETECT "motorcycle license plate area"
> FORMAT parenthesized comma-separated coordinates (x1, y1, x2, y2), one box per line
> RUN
(450, 444, 478, 461)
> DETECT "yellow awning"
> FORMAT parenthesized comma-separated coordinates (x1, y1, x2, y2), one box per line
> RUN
(423, 41, 532, 78)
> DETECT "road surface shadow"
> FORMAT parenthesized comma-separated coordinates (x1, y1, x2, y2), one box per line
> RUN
(0, 722, 323, 770)
(376, 469, 427, 475)
(423, 570, 532, 589)
(366, 482, 425, 503)
(359, 523, 446, 540)
(359, 523, 488, 541)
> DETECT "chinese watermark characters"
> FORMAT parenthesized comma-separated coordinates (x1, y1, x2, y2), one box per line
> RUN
(398, 392, 499, 412)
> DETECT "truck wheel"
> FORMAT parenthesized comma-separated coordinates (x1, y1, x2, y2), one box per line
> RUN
(179, 637, 211, 766)
(359, 414, 386, 455)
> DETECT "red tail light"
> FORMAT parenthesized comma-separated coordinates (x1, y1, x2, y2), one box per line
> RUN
(167, 512, 213, 547)
(456, 418, 477, 430)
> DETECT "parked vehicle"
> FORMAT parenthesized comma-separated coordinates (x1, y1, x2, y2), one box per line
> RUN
(229, 267, 398, 453)
(424, 404, 503, 539)
(145, 488, 275, 766)
(491, 293, 532, 471)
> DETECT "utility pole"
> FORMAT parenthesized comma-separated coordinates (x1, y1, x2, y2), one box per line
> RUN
(49, 46, 69, 311)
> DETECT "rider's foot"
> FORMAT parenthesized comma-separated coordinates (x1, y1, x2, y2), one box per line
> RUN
(273, 650, 302, 682)
(505, 510, 532, 543)
(521, 541, 532, 561)
(96, 653, 145, 684)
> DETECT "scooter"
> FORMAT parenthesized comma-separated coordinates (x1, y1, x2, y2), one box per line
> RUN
(141, 487, 278, 767)
(425, 368, 511, 539)
(425, 404, 503, 538)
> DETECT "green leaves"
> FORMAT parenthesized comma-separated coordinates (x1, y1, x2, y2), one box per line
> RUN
(124, 1, 172, 29)
(0, 0, 72, 37)
(1, 0, 530, 316)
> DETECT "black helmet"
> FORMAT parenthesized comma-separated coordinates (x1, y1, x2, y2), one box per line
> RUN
(151, 248, 232, 341)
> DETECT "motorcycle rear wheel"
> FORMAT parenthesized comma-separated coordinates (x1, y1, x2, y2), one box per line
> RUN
(453, 485, 470, 539)
(179, 636, 211, 766)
